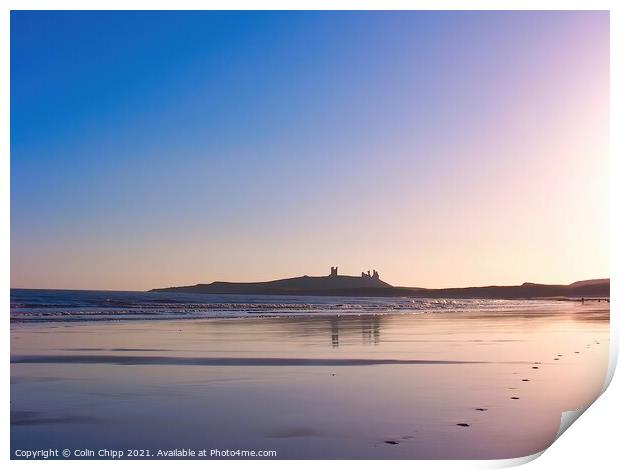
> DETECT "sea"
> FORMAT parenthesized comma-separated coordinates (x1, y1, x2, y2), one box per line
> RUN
(10, 289, 569, 323)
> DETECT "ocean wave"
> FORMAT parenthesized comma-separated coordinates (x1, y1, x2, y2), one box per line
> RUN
(9, 289, 572, 323)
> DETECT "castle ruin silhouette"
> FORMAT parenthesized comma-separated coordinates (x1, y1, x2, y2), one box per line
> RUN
(329, 266, 380, 280)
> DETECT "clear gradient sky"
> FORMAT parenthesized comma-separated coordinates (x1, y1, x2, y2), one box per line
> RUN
(11, 11, 609, 290)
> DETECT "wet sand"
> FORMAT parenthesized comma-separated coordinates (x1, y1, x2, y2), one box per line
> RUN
(11, 304, 609, 459)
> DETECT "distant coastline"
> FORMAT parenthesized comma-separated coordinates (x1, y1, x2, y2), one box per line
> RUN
(150, 268, 610, 300)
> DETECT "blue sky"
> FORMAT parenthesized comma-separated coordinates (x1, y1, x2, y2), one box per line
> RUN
(11, 11, 609, 289)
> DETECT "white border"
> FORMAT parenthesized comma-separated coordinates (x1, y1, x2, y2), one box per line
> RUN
(2, 2, 616, 469)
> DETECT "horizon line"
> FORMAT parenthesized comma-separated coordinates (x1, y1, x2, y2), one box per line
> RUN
(9, 275, 610, 293)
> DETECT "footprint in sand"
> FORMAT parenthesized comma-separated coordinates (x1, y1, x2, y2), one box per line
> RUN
(475, 408, 488, 412)
(574, 352, 580, 354)
(522, 379, 530, 382)
(532, 366, 539, 369)
(510, 397, 520, 400)
(456, 423, 470, 427)
(384, 440, 399, 445)
(554, 358, 559, 361)
(401, 435, 414, 440)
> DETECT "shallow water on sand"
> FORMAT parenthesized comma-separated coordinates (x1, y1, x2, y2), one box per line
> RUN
(11, 305, 609, 459)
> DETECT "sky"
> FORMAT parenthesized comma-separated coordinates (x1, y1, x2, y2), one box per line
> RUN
(11, 11, 609, 290)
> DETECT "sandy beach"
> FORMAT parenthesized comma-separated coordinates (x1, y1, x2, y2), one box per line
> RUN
(11, 303, 609, 459)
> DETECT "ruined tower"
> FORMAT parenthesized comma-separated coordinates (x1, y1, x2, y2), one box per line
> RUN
(362, 269, 380, 280)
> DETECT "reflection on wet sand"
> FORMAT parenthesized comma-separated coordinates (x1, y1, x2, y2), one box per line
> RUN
(11, 305, 610, 459)
(330, 316, 381, 347)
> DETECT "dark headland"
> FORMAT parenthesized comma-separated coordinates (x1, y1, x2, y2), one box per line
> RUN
(150, 267, 610, 299)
